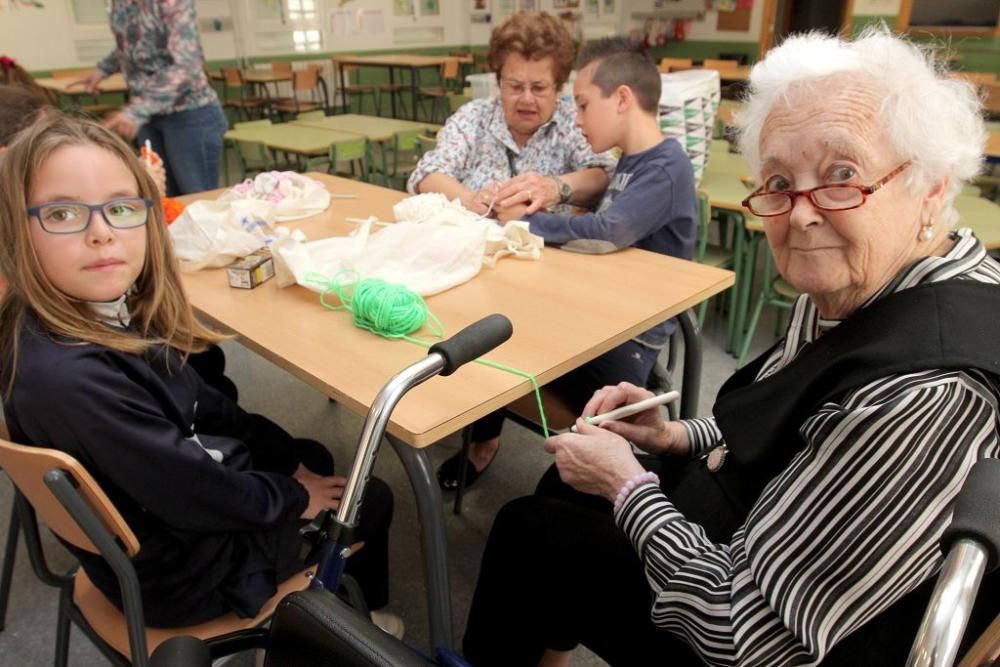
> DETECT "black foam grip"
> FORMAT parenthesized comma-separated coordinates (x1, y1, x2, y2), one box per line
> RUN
(148, 635, 211, 667)
(943, 457, 1000, 572)
(428, 314, 513, 376)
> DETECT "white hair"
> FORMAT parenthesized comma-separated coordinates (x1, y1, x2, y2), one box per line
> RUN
(736, 27, 986, 227)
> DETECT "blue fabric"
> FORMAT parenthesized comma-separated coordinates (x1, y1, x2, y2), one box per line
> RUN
(138, 103, 227, 196)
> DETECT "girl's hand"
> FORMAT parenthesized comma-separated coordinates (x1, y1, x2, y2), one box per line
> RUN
(143, 160, 166, 196)
(582, 382, 690, 457)
(294, 468, 347, 519)
(104, 112, 137, 140)
(543, 419, 645, 501)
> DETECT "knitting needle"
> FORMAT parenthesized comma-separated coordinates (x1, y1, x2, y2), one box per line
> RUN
(570, 391, 680, 432)
(331, 194, 358, 199)
(345, 217, 391, 227)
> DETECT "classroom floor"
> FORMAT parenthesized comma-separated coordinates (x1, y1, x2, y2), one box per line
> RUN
(0, 301, 784, 666)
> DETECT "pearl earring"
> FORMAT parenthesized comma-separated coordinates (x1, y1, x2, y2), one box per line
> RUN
(920, 219, 935, 242)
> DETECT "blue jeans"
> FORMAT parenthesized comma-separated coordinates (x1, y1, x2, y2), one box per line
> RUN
(138, 103, 227, 196)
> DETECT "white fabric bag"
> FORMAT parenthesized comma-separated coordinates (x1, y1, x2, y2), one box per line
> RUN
(169, 199, 277, 271)
(220, 171, 332, 221)
(274, 219, 489, 296)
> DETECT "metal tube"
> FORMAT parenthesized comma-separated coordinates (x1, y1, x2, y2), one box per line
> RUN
(336, 354, 445, 527)
(907, 539, 989, 667)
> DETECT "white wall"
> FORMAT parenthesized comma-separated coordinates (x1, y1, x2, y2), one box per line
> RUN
(1, 0, 630, 73)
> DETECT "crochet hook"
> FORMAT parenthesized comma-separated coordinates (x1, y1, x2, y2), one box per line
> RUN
(571, 391, 680, 431)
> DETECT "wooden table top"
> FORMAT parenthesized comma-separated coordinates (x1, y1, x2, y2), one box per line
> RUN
(986, 131, 999, 159)
(225, 123, 360, 156)
(34, 73, 128, 95)
(208, 69, 293, 84)
(178, 174, 733, 447)
(292, 114, 439, 142)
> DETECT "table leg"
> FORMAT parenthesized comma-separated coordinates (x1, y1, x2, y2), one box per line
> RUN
(733, 228, 763, 357)
(388, 435, 454, 652)
(725, 213, 745, 354)
(338, 63, 348, 113)
(389, 67, 399, 119)
(410, 66, 420, 121)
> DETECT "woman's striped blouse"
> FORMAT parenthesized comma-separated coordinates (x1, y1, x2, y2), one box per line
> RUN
(616, 228, 1000, 665)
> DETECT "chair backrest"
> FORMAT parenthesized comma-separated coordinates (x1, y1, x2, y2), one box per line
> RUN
(441, 58, 460, 81)
(221, 67, 245, 88)
(983, 82, 1000, 116)
(292, 67, 319, 93)
(271, 61, 293, 77)
(414, 133, 437, 158)
(0, 439, 139, 557)
(658, 57, 693, 73)
(330, 136, 369, 164)
(703, 58, 740, 70)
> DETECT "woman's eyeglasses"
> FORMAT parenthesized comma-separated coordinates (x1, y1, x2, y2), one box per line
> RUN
(27, 198, 153, 234)
(741, 162, 911, 217)
(499, 78, 556, 98)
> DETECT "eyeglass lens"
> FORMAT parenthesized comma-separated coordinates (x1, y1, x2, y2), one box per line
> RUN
(35, 199, 149, 233)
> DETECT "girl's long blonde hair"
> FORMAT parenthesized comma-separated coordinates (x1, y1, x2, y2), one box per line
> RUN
(0, 112, 223, 392)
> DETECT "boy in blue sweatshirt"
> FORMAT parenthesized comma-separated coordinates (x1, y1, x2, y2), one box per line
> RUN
(438, 37, 698, 491)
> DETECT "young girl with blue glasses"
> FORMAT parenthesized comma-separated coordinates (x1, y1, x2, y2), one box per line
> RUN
(0, 112, 395, 629)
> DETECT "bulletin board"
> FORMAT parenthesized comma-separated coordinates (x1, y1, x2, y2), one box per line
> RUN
(716, 7, 752, 31)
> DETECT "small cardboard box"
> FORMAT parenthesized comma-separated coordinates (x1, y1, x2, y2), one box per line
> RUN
(226, 249, 274, 289)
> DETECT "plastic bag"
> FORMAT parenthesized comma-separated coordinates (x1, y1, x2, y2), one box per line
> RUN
(169, 198, 277, 271)
(274, 219, 489, 296)
(221, 171, 332, 221)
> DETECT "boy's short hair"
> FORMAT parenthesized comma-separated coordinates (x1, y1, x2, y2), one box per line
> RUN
(576, 37, 661, 113)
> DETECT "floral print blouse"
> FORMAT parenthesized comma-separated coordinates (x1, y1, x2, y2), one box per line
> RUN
(98, 0, 219, 125)
(407, 96, 616, 195)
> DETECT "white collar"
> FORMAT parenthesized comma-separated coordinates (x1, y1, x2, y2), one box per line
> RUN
(88, 293, 130, 328)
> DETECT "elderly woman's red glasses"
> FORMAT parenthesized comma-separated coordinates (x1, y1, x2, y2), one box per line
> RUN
(742, 161, 911, 217)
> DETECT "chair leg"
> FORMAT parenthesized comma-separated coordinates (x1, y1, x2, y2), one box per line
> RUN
(54, 587, 72, 667)
(0, 501, 20, 632)
(452, 426, 474, 516)
(736, 289, 767, 368)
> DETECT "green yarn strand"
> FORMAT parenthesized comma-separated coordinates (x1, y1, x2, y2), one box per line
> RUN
(304, 269, 548, 437)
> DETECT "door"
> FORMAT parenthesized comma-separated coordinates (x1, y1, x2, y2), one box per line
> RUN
(759, 0, 854, 58)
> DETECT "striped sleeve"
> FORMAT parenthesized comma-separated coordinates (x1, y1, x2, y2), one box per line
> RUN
(682, 416, 724, 458)
(617, 369, 1000, 666)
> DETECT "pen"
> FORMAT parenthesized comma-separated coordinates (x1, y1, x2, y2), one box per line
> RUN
(570, 391, 680, 431)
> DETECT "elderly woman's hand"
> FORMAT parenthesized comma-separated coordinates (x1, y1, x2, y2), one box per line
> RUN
(583, 382, 690, 457)
(495, 171, 561, 214)
(459, 182, 501, 217)
(544, 419, 646, 501)
(495, 202, 529, 222)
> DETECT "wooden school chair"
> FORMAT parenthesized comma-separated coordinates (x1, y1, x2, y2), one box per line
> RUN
(702, 58, 740, 71)
(271, 66, 328, 120)
(417, 59, 461, 123)
(327, 135, 372, 182)
(220, 68, 270, 121)
(0, 438, 312, 667)
(333, 60, 380, 115)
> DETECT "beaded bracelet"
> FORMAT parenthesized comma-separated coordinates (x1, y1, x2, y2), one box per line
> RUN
(613, 471, 660, 513)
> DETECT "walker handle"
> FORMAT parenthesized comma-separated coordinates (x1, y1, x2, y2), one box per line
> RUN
(428, 314, 513, 376)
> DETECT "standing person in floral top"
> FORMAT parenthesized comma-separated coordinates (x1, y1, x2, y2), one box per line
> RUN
(76, 0, 227, 196)
(408, 11, 615, 217)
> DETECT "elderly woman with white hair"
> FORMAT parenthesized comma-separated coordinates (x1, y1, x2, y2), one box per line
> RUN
(461, 29, 1000, 667)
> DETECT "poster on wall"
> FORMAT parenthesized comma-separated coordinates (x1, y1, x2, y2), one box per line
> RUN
(553, 0, 581, 8)
(496, 0, 515, 14)
(584, 0, 598, 14)
(602, 0, 615, 14)
(422, 0, 440, 15)
(519, 0, 536, 11)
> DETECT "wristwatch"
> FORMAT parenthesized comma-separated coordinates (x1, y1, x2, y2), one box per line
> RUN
(553, 177, 572, 204)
